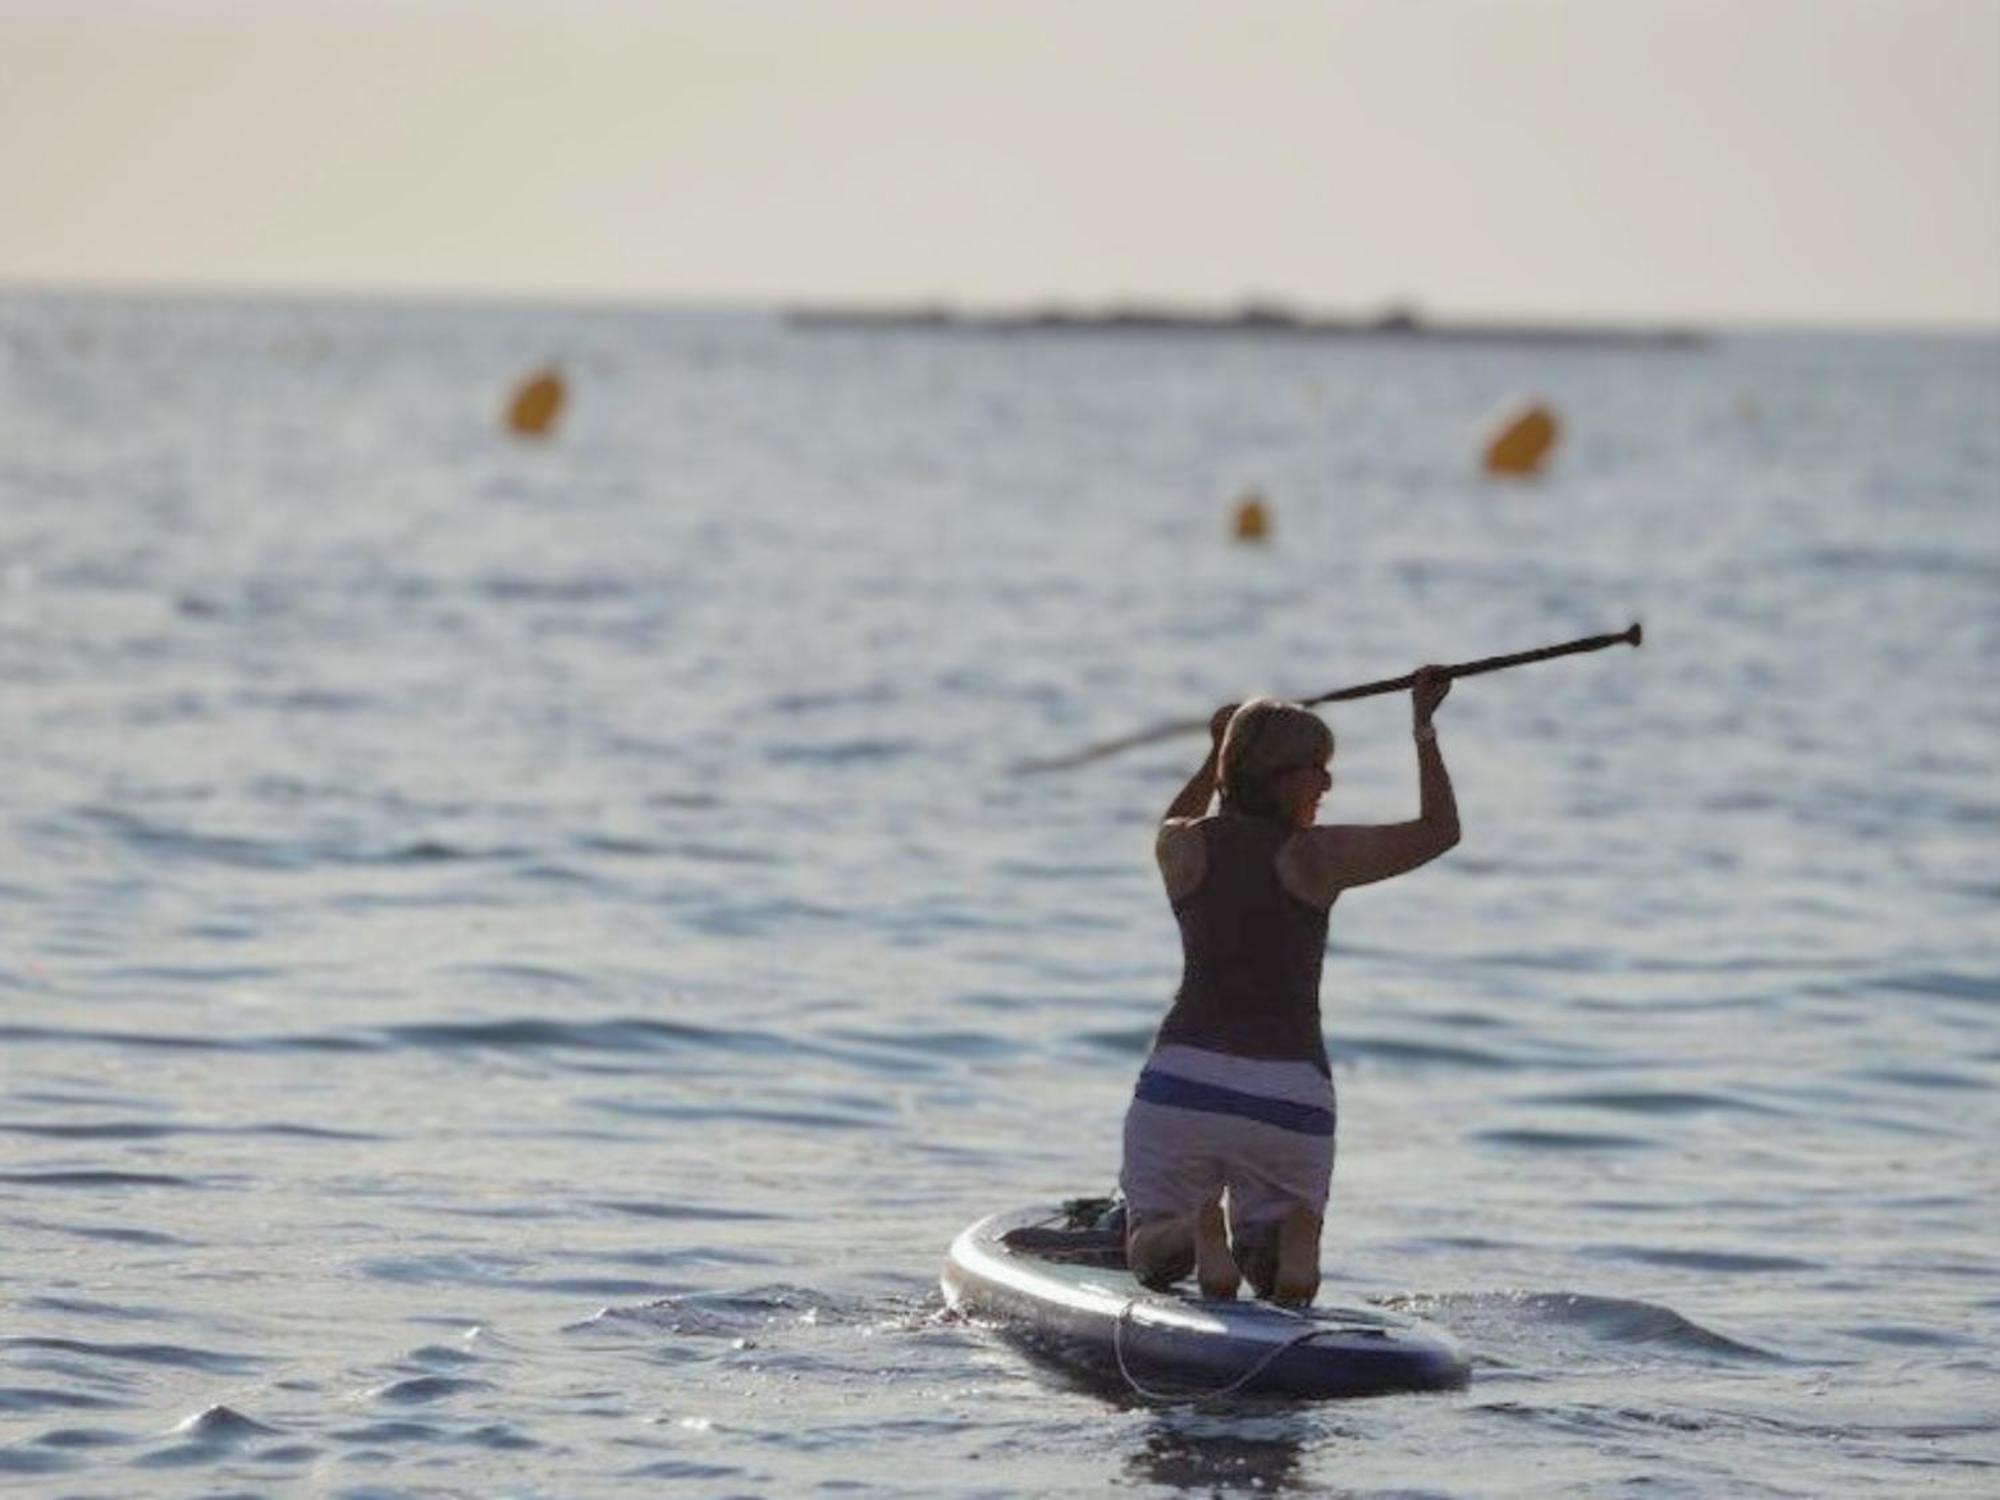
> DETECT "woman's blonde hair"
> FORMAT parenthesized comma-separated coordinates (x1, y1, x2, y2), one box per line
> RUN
(1219, 698, 1334, 817)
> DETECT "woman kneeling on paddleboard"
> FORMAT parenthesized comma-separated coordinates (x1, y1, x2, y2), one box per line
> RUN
(1122, 668, 1458, 1306)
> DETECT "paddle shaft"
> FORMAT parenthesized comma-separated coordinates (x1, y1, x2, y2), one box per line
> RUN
(1303, 622, 1642, 707)
(1012, 622, 1641, 773)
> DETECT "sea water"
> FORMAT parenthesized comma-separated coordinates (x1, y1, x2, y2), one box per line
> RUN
(0, 293, 1994, 1497)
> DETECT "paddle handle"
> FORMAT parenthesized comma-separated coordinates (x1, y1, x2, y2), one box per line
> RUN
(1304, 622, 1642, 706)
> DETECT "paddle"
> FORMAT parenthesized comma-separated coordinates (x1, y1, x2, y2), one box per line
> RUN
(1013, 622, 1642, 773)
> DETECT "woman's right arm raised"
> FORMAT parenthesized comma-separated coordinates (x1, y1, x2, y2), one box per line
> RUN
(1157, 703, 1235, 900)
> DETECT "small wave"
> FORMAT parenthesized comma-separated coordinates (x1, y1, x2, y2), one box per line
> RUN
(435, 961, 600, 994)
(235, 687, 373, 714)
(572, 1246, 782, 1276)
(463, 1422, 540, 1451)
(0, 1025, 233, 1053)
(512, 863, 608, 888)
(576, 834, 777, 866)
(1393, 1233, 1524, 1253)
(372, 838, 521, 864)
(770, 683, 896, 714)
(365, 1375, 495, 1405)
(432, 1201, 577, 1221)
(1848, 1066, 1992, 1091)
(64, 803, 553, 873)
(1473, 946, 1619, 974)
(356, 1252, 531, 1289)
(332, 1418, 442, 1444)
(0, 1337, 266, 1374)
(0, 1386, 125, 1414)
(624, 1458, 746, 1481)
(1075, 1025, 1155, 1056)
(20, 1296, 169, 1323)
(266, 1032, 383, 1053)
(583, 1097, 883, 1132)
(1880, 969, 2000, 1006)
(375, 1015, 781, 1056)
(685, 897, 852, 938)
(98, 962, 286, 986)
(570, 1285, 852, 1340)
(763, 738, 915, 766)
(524, 1276, 701, 1298)
(1338, 1034, 1516, 1071)
(995, 858, 1132, 882)
(1386, 1290, 1781, 1365)
(1418, 1008, 1512, 1029)
(69, 807, 306, 872)
(1471, 1128, 1655, 1152)
(1802, 544, 2000, 585)
(1522, 1087, 1788, 1117)
(0, 1448, 76, 1476)
(250, 1442, 323, 1465)
(1472, 1398, 1712, 1439)
(591, 1199, 785, 1223)
(476, 572, 636, 603)
(828, 1026, 1022, 1061)
(1583, 1244, 1821, 1274)
(401, 1343, 482, 1370)
(0, 1119, 382, 1142)
(572, 833, 669, 856)
(168, 1404, 279, 1441)
(0, 1170, 200, 1189)
(46, 1224, 193, 1247)
(1841, 1323, 1980, 1349)
(17, 1425, 131, 1451)
(355, 1251, 699, 1300)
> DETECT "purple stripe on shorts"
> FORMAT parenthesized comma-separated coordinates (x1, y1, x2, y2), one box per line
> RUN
(1133, 1068, 1336, 1137)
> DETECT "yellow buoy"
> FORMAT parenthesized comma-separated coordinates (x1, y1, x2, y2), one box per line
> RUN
(1482, 400, 1559, 478)
(506, 366, 566, 438)
(1231, 492, 1271, 542)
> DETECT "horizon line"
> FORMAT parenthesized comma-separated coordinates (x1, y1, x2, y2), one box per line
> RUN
(2, 273, 1997, 338)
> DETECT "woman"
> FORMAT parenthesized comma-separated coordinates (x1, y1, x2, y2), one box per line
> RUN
(1120, 667, 1458, 1305)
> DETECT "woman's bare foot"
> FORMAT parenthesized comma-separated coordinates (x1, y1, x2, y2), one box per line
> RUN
(1194, 1201, 1242, 1300)
(1127, 1216, 1194, 1290)
(1270, 1204, 1321, 1307)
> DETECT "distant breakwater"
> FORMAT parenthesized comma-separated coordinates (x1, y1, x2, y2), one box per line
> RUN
(784, 302, 1707, 349)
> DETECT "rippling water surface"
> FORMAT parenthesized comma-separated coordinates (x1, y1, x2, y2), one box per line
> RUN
(1, 295, 1995, 1496)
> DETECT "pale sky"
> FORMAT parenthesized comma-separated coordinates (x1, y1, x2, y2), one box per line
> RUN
(3, 0, 1997, 325)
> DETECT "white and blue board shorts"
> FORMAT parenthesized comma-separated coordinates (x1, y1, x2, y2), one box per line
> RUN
(1119, 1044, 1336, 1244)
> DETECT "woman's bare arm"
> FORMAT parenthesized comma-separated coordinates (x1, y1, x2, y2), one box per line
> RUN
(1157, 705, 1234, 900)
(1282, 668, 1460, 901)
(1160, 704, 1234, 825)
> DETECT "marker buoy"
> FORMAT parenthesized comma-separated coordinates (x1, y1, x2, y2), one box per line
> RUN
(1482, 401, 1559, 478)
(1231, 492, 1271, 542)
(507, 367, 566, 438)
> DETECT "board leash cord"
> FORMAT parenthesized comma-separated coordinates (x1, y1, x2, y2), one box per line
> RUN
(1111, 1299, 1337, 1405)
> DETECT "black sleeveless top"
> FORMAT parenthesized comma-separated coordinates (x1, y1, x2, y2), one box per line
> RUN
(1155, 814, 1332, 1076)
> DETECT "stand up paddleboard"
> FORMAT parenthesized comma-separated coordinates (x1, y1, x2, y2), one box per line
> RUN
(942, 1201, 1470, 1401)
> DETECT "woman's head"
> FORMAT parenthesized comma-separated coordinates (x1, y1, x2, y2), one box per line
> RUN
(1218, 698, 1334, 825)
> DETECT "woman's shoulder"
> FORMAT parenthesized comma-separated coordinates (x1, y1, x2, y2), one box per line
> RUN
(1155, 815, 1209, 865)
(1155, 815, 1215, 900)
(1159, 810, 1256, 857)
